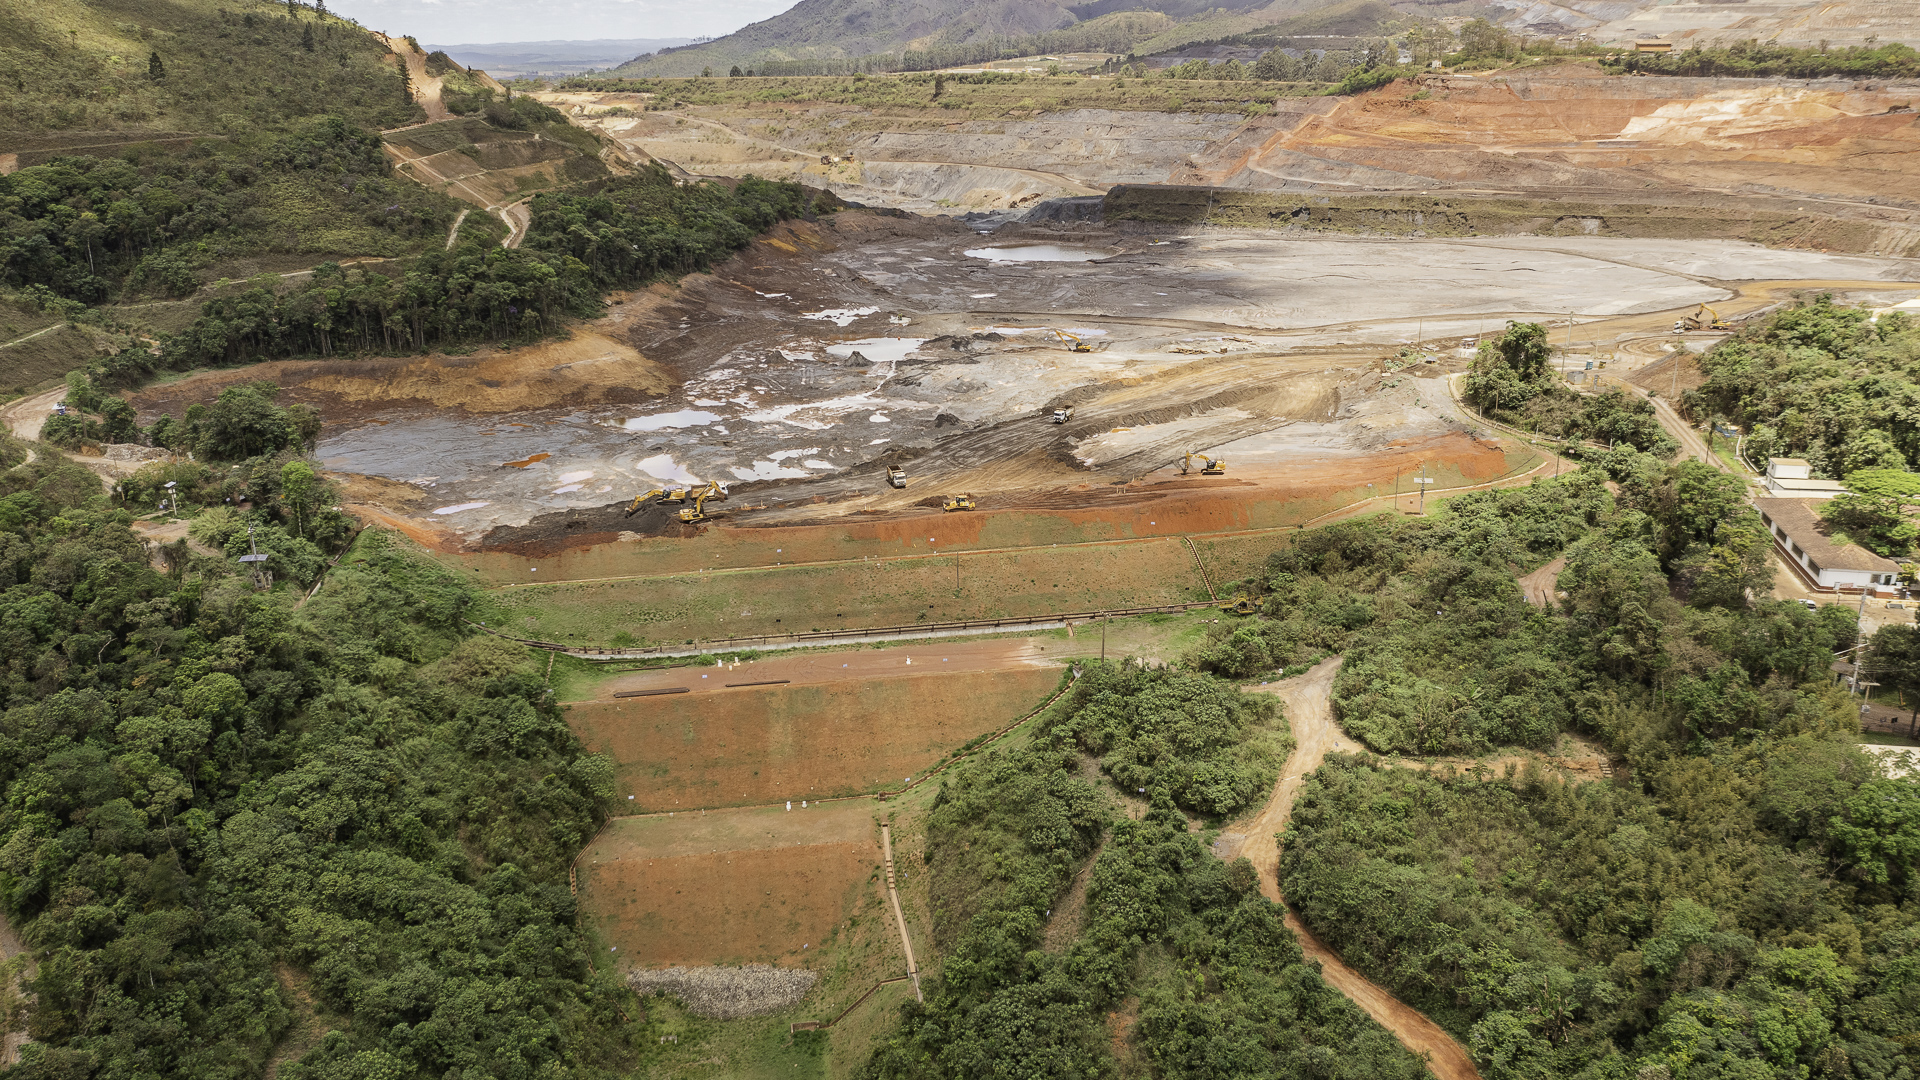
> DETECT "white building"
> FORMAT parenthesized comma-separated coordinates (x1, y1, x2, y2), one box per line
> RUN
(1755, 498, 1901, 593)
(1762, 458, 1849, 499)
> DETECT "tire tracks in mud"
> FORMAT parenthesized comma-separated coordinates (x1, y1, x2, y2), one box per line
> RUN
(1231, 658, 1483, 1080)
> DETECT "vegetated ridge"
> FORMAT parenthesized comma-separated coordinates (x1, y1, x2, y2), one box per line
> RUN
(868, 310, 1920, 1075)
(1, 0, 829, 406)
(611, 0, 1408, 76)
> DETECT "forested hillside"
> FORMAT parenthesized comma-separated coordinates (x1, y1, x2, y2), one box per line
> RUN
(1681, 297, 1920, 562)
(866, 424, 1916, 1079)
(860, 663, 1429, 1078)
(2, 0, 825, 406)
(1686, 298, 1920, 483)
(110, 168, 822, 386)
(1174, 445, 1919, 1079)
(0, 0, 432, 391)
(0, 422, 645, 1077)
(0, 0, 417, 138)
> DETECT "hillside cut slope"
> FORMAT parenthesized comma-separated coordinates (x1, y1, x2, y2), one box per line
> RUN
(1486, 0, 1920, 48)
(1180, 70, 1920, 210)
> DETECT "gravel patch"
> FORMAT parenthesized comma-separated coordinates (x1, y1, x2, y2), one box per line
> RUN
(627, 965, 818, 1018)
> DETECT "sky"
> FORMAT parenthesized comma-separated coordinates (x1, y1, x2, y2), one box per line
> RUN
(325, 0, 795, 46)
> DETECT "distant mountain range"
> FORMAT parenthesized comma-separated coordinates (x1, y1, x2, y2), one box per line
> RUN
(609, 0, 1388, 76)
(429, 38, 695, 77)
(586, 0, 1920, 78)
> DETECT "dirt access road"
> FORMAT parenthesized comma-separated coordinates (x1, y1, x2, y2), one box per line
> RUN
(0, 387, 63, 442)
(1228, 659, 1483, 1080)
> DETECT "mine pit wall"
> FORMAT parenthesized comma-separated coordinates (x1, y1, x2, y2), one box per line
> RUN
(1100, 186, 1920, 259)
(851, 109, 1252, 188)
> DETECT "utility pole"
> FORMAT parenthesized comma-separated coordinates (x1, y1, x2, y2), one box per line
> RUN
(1851, 585, 1872, 702)
(239, 524, 271, 591)
(1101, 616, 1107, 662)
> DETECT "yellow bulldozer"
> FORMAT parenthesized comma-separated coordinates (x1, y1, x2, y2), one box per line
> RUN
(942, 493, 975, 512)
(1182, 450, 1226, 475)
(1221, 594, 1264, 616)
(677, 480, 730, 524)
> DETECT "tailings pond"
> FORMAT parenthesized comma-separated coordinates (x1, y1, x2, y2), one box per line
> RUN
(299, 216, 1920, 545)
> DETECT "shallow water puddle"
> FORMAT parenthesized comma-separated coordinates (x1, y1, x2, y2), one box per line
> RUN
(802, 306, 879, 326)
(635, 454, 702, 485)
(502, 453, 551, 468)
(433, 501, 491, 515)
(964, 245, 1111, 262)
(620, 409, 723, 432)
(825, 337, 927, 365)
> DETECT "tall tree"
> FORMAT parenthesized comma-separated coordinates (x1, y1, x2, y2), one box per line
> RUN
(1823, 468, 1920, 558)
(1464, 320, 1554, 412)
(279, 460, 320, 539)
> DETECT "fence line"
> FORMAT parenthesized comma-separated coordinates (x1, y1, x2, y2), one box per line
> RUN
(465, 602, 1215, 660)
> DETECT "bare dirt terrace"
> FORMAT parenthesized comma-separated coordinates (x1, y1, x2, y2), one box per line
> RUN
(579, 802, 884, 968)
(568, 642, 1063, 807)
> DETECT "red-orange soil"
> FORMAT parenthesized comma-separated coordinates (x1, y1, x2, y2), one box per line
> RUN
(569, 664, 1062, 809)
(446, 433, 1526, 581)
(579, 804, 882, 968)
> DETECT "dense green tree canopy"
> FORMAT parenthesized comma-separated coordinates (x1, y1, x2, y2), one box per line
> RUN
(1687, 297, 1920, 478)
(0, 433, 637, 1079)
(1463, 323, 1676, 455)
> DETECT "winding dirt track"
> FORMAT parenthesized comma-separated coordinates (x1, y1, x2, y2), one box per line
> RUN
(1518, 556, 1567, 608)
(1234, 659, 1483, 1080)
(0, 387, 63, 442)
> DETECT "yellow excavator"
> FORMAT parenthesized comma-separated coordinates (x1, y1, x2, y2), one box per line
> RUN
(1047, 329, 1093, 353)
(625, 488, 666, 516)
(1182, 450, 1226, 476)
(942, 493, 975, 512)
(677, 480, 730, 524)
(1684, 304, 1734, 331)
(1221, 594, 1264, 616)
